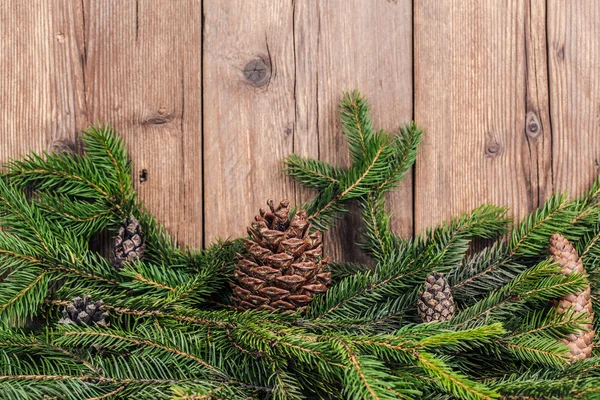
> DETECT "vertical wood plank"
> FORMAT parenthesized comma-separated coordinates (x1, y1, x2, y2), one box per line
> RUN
(82, 0, 202, 247)
(0, 1, 85, 162)
(414, 1, 550, 231)
(548, 1, 600, 196)
(294, 0, 413, 261)
(524, 0, 554, 202)
(202, 1, 296, 242)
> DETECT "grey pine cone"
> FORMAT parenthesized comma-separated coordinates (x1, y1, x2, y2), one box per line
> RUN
(113, 215, 146, 269)
(417, 273, 455, 323)
(58, 295, 109, 326)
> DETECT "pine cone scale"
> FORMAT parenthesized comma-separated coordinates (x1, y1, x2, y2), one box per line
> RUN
(267, 253, 294, 269)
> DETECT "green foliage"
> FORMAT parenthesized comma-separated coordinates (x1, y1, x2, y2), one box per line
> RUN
(284, 90, 423, 232)
(1, 92, 600, 399)
(282, 154, 345, 191)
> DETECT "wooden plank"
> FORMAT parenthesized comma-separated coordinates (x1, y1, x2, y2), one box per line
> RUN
(202, 1, 296, 242)
(294, 0, 413, 262)
(414, 1, 551, 231)
(548, 1, 600, 196)
(524, 0, 554, 203)
(82, 0, 202, 247)
(0, 1, 85, 163)
(203, 1, 413, 262)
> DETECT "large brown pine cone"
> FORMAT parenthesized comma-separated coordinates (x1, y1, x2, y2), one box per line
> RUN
(549, 233, 595, 361)
(417, 273, 455, 323)
(230, 199, 330, 312)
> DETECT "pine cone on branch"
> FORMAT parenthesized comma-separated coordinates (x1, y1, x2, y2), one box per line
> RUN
(58, 295, 109, 327)
(549, 233, 595, 361)
(112, 215, 146, 269)
(418, 273, 455, 323)
(230, 199, 331, 312)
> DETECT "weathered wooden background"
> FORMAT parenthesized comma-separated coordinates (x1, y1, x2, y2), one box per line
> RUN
(1, 1, 599, 263)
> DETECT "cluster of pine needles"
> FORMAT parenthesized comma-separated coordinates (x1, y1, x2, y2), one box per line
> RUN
(0, 91, 600, 399)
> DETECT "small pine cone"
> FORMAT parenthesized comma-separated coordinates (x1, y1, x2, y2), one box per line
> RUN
(113, 215, 146, 269)
(230, 199, 330, 313)
(58, 295, 109, 327)
(417, 273, 455, 323)
(549, 233, 595, 361)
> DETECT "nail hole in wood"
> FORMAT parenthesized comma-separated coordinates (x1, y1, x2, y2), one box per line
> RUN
(139, 169, 148, 183)
(526, 111, 542, 138)
(528, 122, 538, 133)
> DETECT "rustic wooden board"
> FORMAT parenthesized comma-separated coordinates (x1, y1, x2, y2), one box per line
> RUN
(548, 0, 600, 196)
(413, 1, 552, 231)
(204, 0, 412, 262)
(0, 1, 85, 162)
(81, 0, 202, 248)
(524, 0, 554, 203)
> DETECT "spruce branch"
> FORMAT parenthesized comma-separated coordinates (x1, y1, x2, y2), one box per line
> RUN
(285, 90, 422, 233)
(308, 204, 508, 322)
(375, 122, 423, 194)
(450, 194, 586, 300)
(451, 259, 588, 328)
(359, 192, 395, 263)
(306, 131, 395, 231)
(416, 353, 499, 400)
(282, 154, 344, 191)
(339, 90, 376, 164)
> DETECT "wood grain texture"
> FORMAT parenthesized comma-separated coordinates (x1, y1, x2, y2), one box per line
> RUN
(548, 0, 600, 196)
(414, 1, 549, 232)
(0, 1, 85, 162)
(81, 0, 202, 247)
(294, 0, 413, 262)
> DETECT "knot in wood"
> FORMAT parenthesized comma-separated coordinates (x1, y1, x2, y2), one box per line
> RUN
(143, 115, 172, 125)
(486, 142, 500, 157)
(244, 57, 270, 87)
(49, 138, 75, 154)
